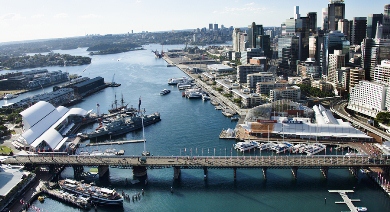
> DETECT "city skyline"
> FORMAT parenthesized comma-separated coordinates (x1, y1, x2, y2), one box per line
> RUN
(0, 0, 388, 43)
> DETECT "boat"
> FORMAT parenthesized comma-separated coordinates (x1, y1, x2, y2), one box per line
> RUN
(258, 142, 274, 151)
(168, 77, 187, 85)
(202, 94, 211, 101)
(231, 116, 239, 121)
(108, 93, 129, 114)
(59, 179, 123, 206)
(38, 196, 45, 202)
(305, 143, 326, 156)
(86, 112, 161, 139)
(160, 89, 171, 95)
(3, 94, 18, 100)
(356, 207, 367, 211)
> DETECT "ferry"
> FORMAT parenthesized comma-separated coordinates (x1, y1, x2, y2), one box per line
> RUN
(168, 77, 187, 85)
(59, 179, 123, 206)
(356, 207, 367, 211)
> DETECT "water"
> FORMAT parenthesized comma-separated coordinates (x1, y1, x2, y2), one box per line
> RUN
(5, 44, 388, 212)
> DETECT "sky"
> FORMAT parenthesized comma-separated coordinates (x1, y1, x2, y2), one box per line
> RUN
(0, 0, 388, 43)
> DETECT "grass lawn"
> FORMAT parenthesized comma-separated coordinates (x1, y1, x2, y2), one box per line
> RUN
(0, 145, 12, 155)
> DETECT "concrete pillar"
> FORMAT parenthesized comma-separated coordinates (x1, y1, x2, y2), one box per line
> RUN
(98, 165, 110, 179)
(233, 167, 237, 180)
(320, 166, 329, 179)
(203, 167, 208, 179)
(49, 164, 56, 174)
(133, 166, 147, 178)
(73, 165, 84, 179)
(291, 166, 298, 179)
(173, 166, 181, 180)
(349, 167, 359, 178)
(262, 167, 268, 180)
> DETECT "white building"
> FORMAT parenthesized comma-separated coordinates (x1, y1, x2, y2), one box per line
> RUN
(348, 81, 387, 118)
(374, 59, 390, 84)
(16, 101, 89, 152)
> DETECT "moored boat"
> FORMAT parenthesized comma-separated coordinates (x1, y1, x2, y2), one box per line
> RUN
(59, 179, 123, 206)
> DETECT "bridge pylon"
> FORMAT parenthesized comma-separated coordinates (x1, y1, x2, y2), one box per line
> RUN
(349, 167, 360, 178)
(203, 167, 208, 180)
(98, 165, 110, 179)
(320, 167, 329, 179)
(73, 165, 84, 179)
(173, 166, 181, 180)
(233, 167, 237, 180)
(291, 166, 298, 179)
(262, 167, 267, 180)
(133, 166, 147, 178)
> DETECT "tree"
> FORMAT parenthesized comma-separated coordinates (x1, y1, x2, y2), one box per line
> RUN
(375, 112, 390, 125)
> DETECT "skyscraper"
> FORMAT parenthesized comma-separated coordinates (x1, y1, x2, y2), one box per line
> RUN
(383, 4, 390, 38)
(209, 23, 213, 31)
(367, 14, 383, 39)
(322, 8, 329, 31)
(350, 17, 367, 45)
(328, 0, 345, 31)
(214, 24, 219, 31)
(338, 19, 349, 39)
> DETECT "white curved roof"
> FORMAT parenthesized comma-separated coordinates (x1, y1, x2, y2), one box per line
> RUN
(31, 128, 64, 149)
(20, 101, 56, 129)
(68, 108, 88, 116)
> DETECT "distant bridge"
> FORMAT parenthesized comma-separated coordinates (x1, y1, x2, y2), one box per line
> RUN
(3, 155, 390, 180)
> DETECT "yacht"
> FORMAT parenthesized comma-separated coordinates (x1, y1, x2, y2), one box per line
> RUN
(202, 94, 211, 101)
(168, 77, 187, 85)
(356, 207, 367, 211)
(258, 142, 274, 151)
(305, 143, 326, 156)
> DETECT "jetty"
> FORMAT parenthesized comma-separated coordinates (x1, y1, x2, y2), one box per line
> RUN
(329, 190, 361, 212)
(41, 186, 91, 210)
(86, 139, 145, 146)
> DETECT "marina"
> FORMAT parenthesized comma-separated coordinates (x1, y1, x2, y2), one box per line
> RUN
(3, 45, 390, 212)
(85, 139, 145, 146)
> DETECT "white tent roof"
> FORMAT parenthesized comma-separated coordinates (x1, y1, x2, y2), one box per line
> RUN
(19, 101, 87, 150)
(20, 101, 56, 130)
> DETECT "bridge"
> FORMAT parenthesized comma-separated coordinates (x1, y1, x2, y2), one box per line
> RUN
(3, 155, 390, 180)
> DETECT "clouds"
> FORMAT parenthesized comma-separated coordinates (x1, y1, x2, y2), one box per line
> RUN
(54, 13, 69, 19)
(213, 2, 268, 14)
(80, 14, 100, 19)
(0, 13, 25, 21)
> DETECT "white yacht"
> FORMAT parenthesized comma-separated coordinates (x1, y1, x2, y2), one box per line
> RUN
(168, 77, 187, 85)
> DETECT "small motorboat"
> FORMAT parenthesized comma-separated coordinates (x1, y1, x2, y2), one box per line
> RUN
(160, 89, 171, 95)
(356, 207, 367, 212)
(38, 196, 45, 202)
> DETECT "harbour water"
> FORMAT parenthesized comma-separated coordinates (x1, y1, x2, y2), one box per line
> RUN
(4, 44, 390, 211)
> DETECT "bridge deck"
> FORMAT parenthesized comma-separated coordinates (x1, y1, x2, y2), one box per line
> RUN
(3, 155, 390, 168)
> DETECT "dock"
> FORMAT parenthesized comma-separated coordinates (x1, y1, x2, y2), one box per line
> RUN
(86, 139, 145, 146)
(329, 190, 360, 212)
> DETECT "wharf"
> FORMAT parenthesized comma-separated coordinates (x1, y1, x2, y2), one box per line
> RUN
(329, 190, 360, 212)
(86, 139, 145, 146)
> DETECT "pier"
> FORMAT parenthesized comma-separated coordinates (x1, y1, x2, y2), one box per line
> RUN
(329, 190, 361, 212)
(86, 139, 145, 146)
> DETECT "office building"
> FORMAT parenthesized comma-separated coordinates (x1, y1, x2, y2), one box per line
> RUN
(374, 59, 390, 84)
(349, 67, 365, 90)
(350, 17, 367, 45)
(328, 50, 345, 84)
(383, 4, 390, 38)
(322, 8, 329, 31)
(338, 19, 349, 39)
(247, 72, 275, 89)
(361, 38, 390, 80)
(237, 65, 265, 83)
(367, 14, 383, 39)
(328, 0, 345, 31)
(209, 23, 213, 30)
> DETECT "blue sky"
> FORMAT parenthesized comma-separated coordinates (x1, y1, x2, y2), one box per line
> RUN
(0, 0, 388, 43)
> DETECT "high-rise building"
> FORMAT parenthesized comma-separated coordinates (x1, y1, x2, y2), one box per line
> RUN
(349, 67, 364, 90)
(374, 60, 390, 84)
(323, 30, 350, 75)
(348, 80, 388, 118)
(232, 28, 241, 52)
(338, 19, 349, 39)
(367, 14, 383, 39)
(328, 50, 345, 84)
(328, 0, 345, 31)
(248, 22, 264, 48)
(214, 24, 219, 31)
(209, 23, 213, 30)
(383, 4, 390, 38)
(361, 38, 390, 80)
(322, 8, 329, 31)
(350, 17, 367, 45)
(307, 12, 317, 33)
(294, 6, 300, 19)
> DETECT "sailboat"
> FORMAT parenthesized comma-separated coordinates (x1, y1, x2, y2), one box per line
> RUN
(141, 116, 150, 156)
(108, 93, 128, 113)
